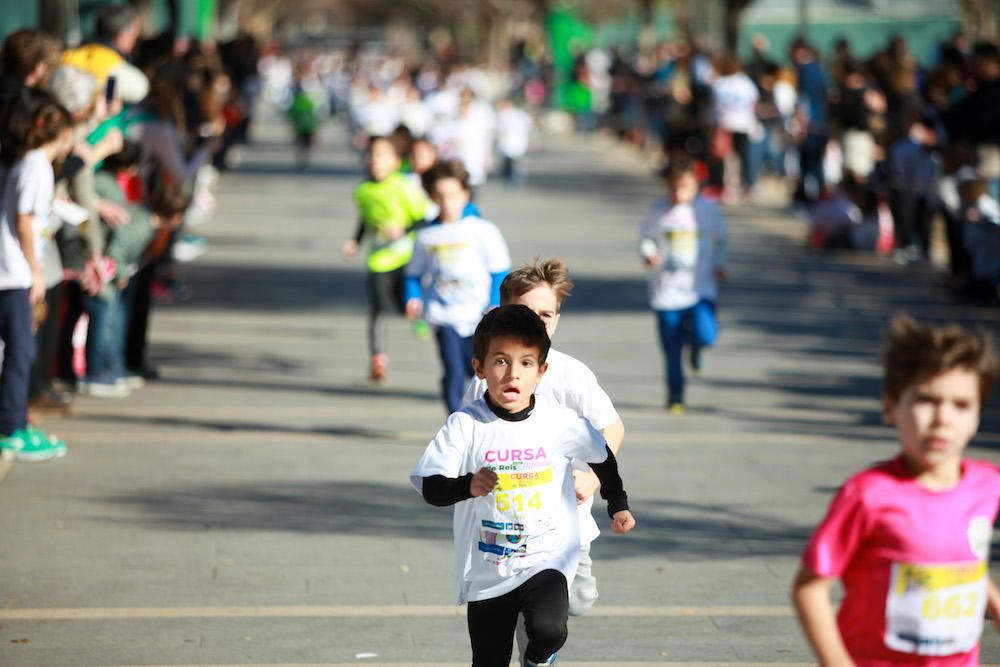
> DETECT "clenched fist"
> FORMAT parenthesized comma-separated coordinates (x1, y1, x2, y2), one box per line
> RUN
(470, 467, 498, 497)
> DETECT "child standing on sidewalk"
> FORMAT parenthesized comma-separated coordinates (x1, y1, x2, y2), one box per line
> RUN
(462, 259, 625, 626)
(0, 90, 75, 461)
(793, 315, 1000, 665)
(342, 135, 428, 380)
(410, 304, 635, 667)
(404, 159, 509, 413)
(638, 154, 728, 414)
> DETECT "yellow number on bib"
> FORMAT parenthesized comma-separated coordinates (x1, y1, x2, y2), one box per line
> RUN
(965, 592, 979, 617)
(944, 594, 963, 620)
(923, 593, 981, 621)
(922, 595, 941, 621)
(495, 493, 510, 511)
(495, 491, 544, 513)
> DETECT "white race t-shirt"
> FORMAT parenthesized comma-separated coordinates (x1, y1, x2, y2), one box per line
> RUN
(712, 73, 759, 134)
(0, 150, 53, 290)
(496, 106, 532, 159)
(462, 348, 620, 545)
(405, 216, 510, 337)
(638, 196, 728, 311)
(400, 100, 433, 137)
(410, 395, 608, 604)
(435, 105, 495, 186)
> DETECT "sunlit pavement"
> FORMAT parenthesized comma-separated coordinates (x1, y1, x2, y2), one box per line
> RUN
(2, 106, 999, 665)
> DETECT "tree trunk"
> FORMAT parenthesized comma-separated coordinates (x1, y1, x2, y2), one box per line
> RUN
(724, 0, 751, 54)
(638, 0, 655, 54)
(672, 0, 694, 45)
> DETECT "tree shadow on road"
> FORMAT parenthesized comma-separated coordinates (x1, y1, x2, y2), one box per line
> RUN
(177, 264, 367, 312)
(92, 478, 818, 563)
(92, 480, 454, 538)
(591, 497, 814, 562)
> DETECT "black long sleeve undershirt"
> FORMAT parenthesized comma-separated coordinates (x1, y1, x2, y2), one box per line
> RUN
(588, 446, 630, 517)
(421, 446, 629, 518)
(422, 472, 474, 506)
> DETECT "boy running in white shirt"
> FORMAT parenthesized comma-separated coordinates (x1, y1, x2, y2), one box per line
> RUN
(411, 305, 635, 667)
(639, 154, 728, 414)
(462, 259, 625, 620)
(404, 159, 510, 413)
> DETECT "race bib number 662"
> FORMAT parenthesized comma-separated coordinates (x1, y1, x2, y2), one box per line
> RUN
(884, 561, 988, 656)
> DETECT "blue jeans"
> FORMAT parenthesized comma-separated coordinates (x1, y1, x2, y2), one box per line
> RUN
(0, 289, 33, 434)
(655, 300, 718, 405)
(796, 132, 827, 203)
(83, 289, 123, 382)
(435, 325, 474, 413)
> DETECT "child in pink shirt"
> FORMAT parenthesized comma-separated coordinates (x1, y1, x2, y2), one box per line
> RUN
(793, 315, 1000, 666)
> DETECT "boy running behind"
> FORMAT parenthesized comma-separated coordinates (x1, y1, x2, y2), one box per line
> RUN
(404, 159, 510, 413)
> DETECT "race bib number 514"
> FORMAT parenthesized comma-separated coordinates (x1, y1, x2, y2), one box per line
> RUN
(884, 561, 987, 656)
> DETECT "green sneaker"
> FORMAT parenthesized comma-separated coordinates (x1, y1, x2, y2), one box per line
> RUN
(13, 428, 67, 462)
(27, 424, 66, 448)
(0, 432, 24, 459)
(411, 318, 431, 341)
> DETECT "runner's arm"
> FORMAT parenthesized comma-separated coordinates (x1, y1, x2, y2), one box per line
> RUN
(422, 468, 497, 506)
(987, 577, 1000, 632)
(586, 446, 629, 516)
(421, 473, 473, 506)
(575, 418, 625, 503)
(791, 565, 855, 667)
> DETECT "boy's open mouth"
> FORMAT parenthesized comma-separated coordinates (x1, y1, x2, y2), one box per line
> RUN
(501, 386, 520, 401)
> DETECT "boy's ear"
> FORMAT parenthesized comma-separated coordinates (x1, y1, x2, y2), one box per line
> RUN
(472, 357, 485, 379)
(881, 394, 896, 425)
(536, 361, 548, 382)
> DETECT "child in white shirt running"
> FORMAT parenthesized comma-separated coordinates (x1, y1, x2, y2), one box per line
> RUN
(638, 154, 728, 414)
(462, 259, 625, 621)
(404, 159, 510, 413)
(411, 304, 635, 667)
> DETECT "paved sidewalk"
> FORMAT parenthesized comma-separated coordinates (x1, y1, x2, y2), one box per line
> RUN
(1, 108, 999, 666)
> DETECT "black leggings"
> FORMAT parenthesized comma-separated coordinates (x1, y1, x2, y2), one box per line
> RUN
(467, 569, 568, 667)
(367, 267, 404, 357)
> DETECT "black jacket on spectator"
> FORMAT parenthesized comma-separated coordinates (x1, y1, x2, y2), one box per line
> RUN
(946, 78, 1000, 145)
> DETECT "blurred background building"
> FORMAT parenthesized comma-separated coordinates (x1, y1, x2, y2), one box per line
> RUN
(0, 0, 992, 111)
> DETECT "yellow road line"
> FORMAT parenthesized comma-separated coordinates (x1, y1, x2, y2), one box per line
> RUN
(0, 604, 793, 620)
(94, 663, 819, 667)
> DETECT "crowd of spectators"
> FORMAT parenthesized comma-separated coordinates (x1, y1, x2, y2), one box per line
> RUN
(550, 32, 1000, 302)
(0, 5, 260, 462)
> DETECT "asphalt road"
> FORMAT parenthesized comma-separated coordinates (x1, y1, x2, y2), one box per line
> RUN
(2, 107, 1000, 666)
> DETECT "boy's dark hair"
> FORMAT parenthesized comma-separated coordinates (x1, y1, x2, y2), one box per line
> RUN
(147, 181, 191, 218)
(422, 158, 470, 195)
(101, 140, 142, 172)
(0, 29, 56, 79)
(658, 153, 696, 182)
(95, 4, 138, 42)
(389, 124, 414, 160)
(883, 314, 999, 403)
(473, 304, 551, 365)
(0, 88, 73, 165)
(500, 258, 574, 308)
